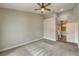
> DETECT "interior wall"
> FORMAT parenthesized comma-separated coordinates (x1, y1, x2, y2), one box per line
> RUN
(43, 14, 57, 41)
(0, 8, 43, 50)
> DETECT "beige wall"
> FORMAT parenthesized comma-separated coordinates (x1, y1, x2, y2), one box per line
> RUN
(0, 8, 43, 50)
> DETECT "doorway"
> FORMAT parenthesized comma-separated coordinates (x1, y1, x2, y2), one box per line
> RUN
(57, 20, 67, 42)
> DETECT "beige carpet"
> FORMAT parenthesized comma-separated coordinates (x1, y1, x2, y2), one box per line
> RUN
(0, 39, 79, 56)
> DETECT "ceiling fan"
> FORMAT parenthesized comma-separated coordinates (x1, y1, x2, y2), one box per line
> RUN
(34, 3, 51, 13)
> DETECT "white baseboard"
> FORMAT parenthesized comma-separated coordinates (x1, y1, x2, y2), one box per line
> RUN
(0, 38, 42, 52)
(43, 37, 56, 41)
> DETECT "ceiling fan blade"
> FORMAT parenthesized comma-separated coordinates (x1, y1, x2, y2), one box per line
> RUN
(45, 8, 51, 11)
(45, 3, 51, 7)
(37, 3, 41, 7)
(46, 9, 51, 11)
(34, 8, 41, 11)
(42, 3, 44, 6)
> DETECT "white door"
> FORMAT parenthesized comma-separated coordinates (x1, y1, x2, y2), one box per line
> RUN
(66, 23, 78, 43)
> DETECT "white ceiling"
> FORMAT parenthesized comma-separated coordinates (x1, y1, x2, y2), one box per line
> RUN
(0, 3, 77, 14)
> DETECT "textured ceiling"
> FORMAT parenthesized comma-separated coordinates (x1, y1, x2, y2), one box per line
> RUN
(0, 3, 77, 14)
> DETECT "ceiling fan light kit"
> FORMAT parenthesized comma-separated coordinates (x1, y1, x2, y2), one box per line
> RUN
(41, 8, 45, 12)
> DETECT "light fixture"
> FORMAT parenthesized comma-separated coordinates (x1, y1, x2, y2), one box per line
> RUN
(41, 8, 45, 12)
